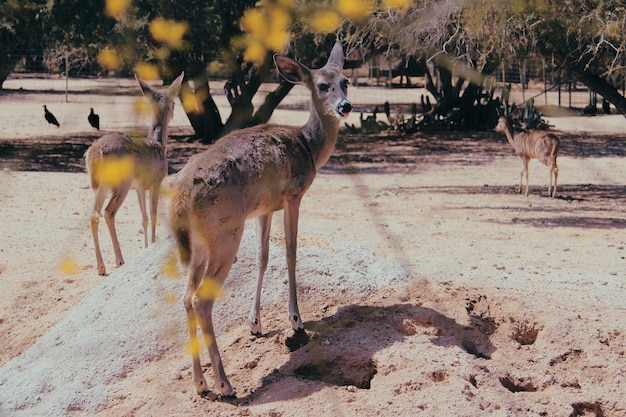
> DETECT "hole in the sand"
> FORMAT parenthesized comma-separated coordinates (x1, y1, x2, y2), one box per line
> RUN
(510, 322, 541, 345)
(294, 357, 377, 389)
(499, 375, 537, 393)
(569, 401, 605, 417)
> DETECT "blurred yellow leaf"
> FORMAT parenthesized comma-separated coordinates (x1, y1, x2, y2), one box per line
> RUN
(97, 49, 121, 70)
(180, 88, 204, 114)
(153, 47, 170, 60)
(241, 8, 267, 35)
(134, 62, 160, 81)
(265, 30, 292, 54)
(312, 9, 342, 33)
(244, 40, 268, 65)
(94, 156, 134, 187)
(336, 0, 374, 22)
(150, 17, 189, 49)
(187, 335, 201, 358)
(383, 0, 411, 8)
(164, 292, 177, 304)
(162, 252, 180, 279)
(186, 334, 213, 357)
(105, 0, 132, 18)
(60, 257, 78, 274)
(197, 278, 222, 301)
(134, 97, 154, 116)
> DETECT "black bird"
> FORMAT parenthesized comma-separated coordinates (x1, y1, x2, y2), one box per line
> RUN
(88, 108, 100, 130)
(43, 105, 60, 127)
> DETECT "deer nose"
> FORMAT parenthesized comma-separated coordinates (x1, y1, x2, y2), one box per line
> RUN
(338, 100, 352, 115)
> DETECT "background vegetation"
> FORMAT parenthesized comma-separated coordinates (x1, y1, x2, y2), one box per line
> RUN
(1, 0, 624, 139)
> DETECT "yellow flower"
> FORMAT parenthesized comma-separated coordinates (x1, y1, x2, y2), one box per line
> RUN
(94, 156, 135, 187)
(197, 278, 223, 301)
(244, 40, 268, 65)
(60, 257, 79, 274)
(134, 62, 160, 81)
(312, 9, 342, 33)
(150, 18, 189, 49)
(383, 0, 411, 8)
(105, 0, 132, 18)
(336, 0, 374, 22)
(97, 49, 121, 70)
(162, 252, 180, 279)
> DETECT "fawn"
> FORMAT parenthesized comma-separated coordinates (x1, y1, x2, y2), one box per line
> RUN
(85, 73, 184, 275)
(495, 115, 560, 198)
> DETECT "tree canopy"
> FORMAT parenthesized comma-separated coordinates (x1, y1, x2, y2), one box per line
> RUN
(1, 0, 624, 136)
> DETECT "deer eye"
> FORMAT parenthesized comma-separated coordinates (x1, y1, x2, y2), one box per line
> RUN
(341, 79, 349, 92)
(318, 83, 330, 93)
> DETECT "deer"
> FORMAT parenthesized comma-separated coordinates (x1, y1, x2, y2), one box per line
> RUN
(85, 72, 184, 275)
(495, 115, 560, 198)
(168, 42, 352, 397)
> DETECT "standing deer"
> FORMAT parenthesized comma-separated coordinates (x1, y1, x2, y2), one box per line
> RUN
(169, 42, 352, 397)
(495, 115, 560, 198)
(85, 73, 184, 275)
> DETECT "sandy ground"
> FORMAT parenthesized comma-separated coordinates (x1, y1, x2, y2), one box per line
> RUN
(1, 75, 626, 416)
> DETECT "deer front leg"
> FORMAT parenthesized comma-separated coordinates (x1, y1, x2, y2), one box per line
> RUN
(283, 198, 304, 332)
(249, 213, 273, 336)
(522, 157, 530, 196)
(136, 188, 149, 248)
(104, 183, 131, 268)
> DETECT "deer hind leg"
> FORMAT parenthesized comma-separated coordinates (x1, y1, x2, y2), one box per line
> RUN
(149, 184, 160, 244)
(249, 213, 273, 336)
(91, 186, 109, 275)
(551, 159, 559, 198)
(136, 189, 149, 248)
(184, 256, 209, 395)
(192, 225, 243, 397)
(104, 182, 131, 268)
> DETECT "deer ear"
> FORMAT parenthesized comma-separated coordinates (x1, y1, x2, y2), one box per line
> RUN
(327, 42, 345, 69)
(274, 55, 311, 84)
(167, 72, 185, 97)
(136, 76, 157, 100)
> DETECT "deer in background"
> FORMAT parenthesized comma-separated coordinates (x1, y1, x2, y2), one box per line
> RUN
(85, 73, 184, 275)
(169, 42, 352, 397)
(495, 115, 560, 198)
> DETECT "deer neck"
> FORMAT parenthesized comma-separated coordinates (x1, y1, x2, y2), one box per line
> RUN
(148, 123, 168, 154)
(503, 121, 517, 148)
(301, 98, 340, 171)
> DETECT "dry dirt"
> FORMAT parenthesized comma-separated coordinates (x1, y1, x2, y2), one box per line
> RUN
(1, 75, 626, 416)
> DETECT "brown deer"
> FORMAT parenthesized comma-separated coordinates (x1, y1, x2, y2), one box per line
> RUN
(169, 42, 352, 397)
(495, 115, 560, 198)
(85, 73, 184, 275)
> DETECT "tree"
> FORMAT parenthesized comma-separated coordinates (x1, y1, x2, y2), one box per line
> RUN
(340, 0, 626, 121)
(0, 0, 48, 88)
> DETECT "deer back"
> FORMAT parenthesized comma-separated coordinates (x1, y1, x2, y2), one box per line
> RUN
(175, 124, 314, 218)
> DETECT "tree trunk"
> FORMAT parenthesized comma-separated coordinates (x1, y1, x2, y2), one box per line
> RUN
(179, 76, 224, 143)
(251, 80, 294, 125)
(570, 67, 626, 117)
(0, 48, 14, 91)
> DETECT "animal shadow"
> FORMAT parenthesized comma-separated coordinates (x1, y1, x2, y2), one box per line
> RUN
(231, 302, 496, 405)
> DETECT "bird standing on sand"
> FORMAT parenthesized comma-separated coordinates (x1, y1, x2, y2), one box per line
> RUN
(88, 108, 100, 130)
(43, 105, 60, 127)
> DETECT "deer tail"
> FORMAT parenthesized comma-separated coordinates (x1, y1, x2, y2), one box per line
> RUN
(169, 192, 192, 266)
